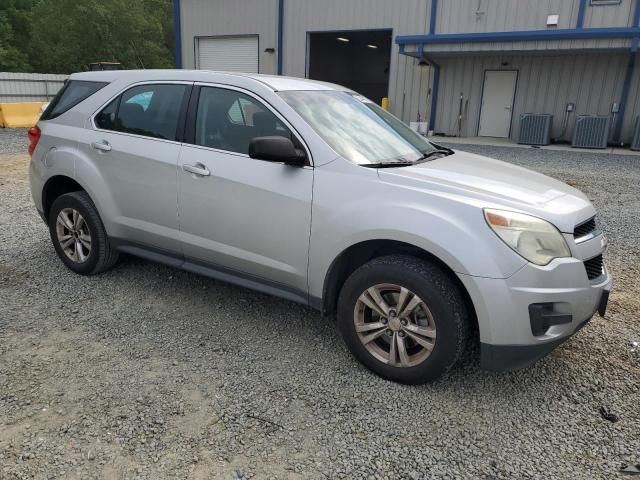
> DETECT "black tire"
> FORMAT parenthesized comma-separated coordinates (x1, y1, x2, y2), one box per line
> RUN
(337, 255, 470, 384)
(48, 191, 119, 275)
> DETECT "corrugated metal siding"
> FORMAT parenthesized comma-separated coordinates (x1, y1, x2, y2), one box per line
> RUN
(434, 52, 628, 141)
(282, 0, 430, 123)
(436, 0, 581, 33)
(0, 72, 67, 103)
(180, 0, 278, 74)
(584, 0, 635, 28)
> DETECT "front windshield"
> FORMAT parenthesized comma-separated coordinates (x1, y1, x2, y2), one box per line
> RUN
(278, 90, 437, 165)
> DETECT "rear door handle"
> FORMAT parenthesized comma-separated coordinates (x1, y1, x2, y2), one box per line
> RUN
(182, 163, 211, 177)
(91, 141, 112, 152)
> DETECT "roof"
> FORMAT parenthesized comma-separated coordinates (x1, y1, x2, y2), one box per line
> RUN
(70, 69, 347, 92)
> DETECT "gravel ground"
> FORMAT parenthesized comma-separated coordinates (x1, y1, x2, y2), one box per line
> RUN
(0, 128, 29, 155)
(1, 129, 639, 479)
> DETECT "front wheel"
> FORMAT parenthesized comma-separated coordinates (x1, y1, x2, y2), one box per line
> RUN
(337, 255, 470, 384)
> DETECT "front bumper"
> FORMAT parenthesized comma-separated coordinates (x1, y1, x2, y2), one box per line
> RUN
(458, 234, 612, 371)
(480, 289, 609, 371)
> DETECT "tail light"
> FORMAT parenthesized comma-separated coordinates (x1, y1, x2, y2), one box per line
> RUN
(28, 126, 41, 157)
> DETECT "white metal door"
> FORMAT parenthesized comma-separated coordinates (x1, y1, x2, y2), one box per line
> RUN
(478, 70, 517, 138)
(197, 36, 258, 73)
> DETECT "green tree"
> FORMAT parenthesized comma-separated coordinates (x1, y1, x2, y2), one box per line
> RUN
(25, 0, 174, 73)
(0, 0, 37, 71)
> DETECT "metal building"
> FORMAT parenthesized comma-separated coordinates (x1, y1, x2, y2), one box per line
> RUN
(174, 0, 640, 146)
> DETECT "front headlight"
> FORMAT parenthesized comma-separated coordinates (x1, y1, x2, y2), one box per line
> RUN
(484, 209, 571, 266)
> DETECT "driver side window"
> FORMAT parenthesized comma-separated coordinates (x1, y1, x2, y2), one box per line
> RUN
(195, 87, 292, 155)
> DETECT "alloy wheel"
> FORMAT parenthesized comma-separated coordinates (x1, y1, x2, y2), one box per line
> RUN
(353, 283, 437, 367)
(55, 208, 92, 263)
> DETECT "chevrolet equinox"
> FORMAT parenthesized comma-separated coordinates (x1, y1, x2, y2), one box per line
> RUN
(28, 70, 611, 384)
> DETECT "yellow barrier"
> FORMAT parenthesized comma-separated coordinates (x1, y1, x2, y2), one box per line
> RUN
(0, 102, 47, 128)
(381, 97, 389, 111)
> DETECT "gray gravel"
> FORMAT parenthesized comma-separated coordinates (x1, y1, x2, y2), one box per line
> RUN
(0, 128, 29, 155)
(1, 130, 639, 479)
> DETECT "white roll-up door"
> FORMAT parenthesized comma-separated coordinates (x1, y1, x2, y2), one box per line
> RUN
(196, 36, 259, 73)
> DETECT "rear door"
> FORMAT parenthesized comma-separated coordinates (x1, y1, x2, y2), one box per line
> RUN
(177, 85, 313, 298)
(82, 82, 192, 252)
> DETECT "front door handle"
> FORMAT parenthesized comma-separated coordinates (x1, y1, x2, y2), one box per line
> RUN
(182, 163, 211, 177)
(92, 141, 112, 152)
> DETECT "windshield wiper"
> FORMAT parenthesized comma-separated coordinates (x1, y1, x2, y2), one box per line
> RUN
(417, 146, 454, 162)
(360, 161, 415, 169)
(361, 144, 454, 169)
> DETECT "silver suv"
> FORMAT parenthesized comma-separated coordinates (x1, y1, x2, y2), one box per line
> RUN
(29, 70, 611, 384)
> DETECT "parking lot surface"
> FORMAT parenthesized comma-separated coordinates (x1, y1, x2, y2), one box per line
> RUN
(1, 129, 639, 479)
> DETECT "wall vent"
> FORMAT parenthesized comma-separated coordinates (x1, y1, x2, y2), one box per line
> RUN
(631, 116, 640, 151)
(518, 114, 553, 145)
(572, 115, 611, 149)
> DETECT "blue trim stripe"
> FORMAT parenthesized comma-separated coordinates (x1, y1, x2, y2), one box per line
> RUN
(277, 0, 284, 75)
(429, 0, 438, 35)
(396, 27, 639, 45)
(577, 0, 587, 28)
(634, 0, 640, 27)
(173, 0, 182, 68)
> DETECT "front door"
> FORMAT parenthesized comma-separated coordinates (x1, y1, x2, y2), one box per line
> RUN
(177, 85, 313, 297)
(478, 70, 517, 138)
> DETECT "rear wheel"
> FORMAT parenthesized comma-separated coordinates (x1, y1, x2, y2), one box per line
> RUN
(48, 192, 119, 275)
(337, 255, 470, 384)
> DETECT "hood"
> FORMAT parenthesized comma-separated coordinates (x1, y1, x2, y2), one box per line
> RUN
(377, 150, 595, 233)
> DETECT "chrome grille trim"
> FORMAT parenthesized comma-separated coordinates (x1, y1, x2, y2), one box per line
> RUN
(574, 217, 599, 243)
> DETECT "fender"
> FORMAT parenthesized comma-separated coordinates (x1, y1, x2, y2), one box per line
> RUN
(41, 145, 121, 238)
(307, 160, 527, 301)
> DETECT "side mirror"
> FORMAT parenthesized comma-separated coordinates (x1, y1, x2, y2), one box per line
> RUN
(248, 136, 306, 167)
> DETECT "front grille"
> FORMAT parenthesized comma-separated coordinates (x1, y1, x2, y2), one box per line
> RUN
(584, 254, 604, 281)
(574, 217, 597, 239)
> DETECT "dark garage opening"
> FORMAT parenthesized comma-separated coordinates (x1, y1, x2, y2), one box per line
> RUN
(307, 30, 392, 104)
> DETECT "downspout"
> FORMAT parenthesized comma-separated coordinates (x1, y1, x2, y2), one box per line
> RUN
(577, 0, 587, 28)
(428, 1, 439, 132)
(612, 0, 640, 144)
(173, 0, 183, 68)
(418, 45, 440, 134)
(429, 0, 438, 35)
(277, 0, 284, 75)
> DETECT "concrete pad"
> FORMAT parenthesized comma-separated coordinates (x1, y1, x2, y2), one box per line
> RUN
(431, 136, 640, 156)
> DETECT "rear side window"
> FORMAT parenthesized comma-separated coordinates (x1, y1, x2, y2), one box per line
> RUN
(41, 80, 108, 121)
(95, 84, 189, 141)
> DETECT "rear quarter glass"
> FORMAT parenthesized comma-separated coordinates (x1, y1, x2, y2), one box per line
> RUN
(40, 80, 109, 121)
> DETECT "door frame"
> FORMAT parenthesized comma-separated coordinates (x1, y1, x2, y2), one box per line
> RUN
(193, 34, 260, 72)
(183, 82, 314, 167)
(304, 28, 394, 102)
(477, 69, 519, 138)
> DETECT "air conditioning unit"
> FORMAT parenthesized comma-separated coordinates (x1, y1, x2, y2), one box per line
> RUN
(518, 114, 553, 145)
(632, 116, 640, 151)
(572, 115, 611, 149)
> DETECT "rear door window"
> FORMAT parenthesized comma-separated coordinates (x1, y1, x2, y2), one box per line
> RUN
(41, 80, 108, 121)
(95, 84, 189, 141)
